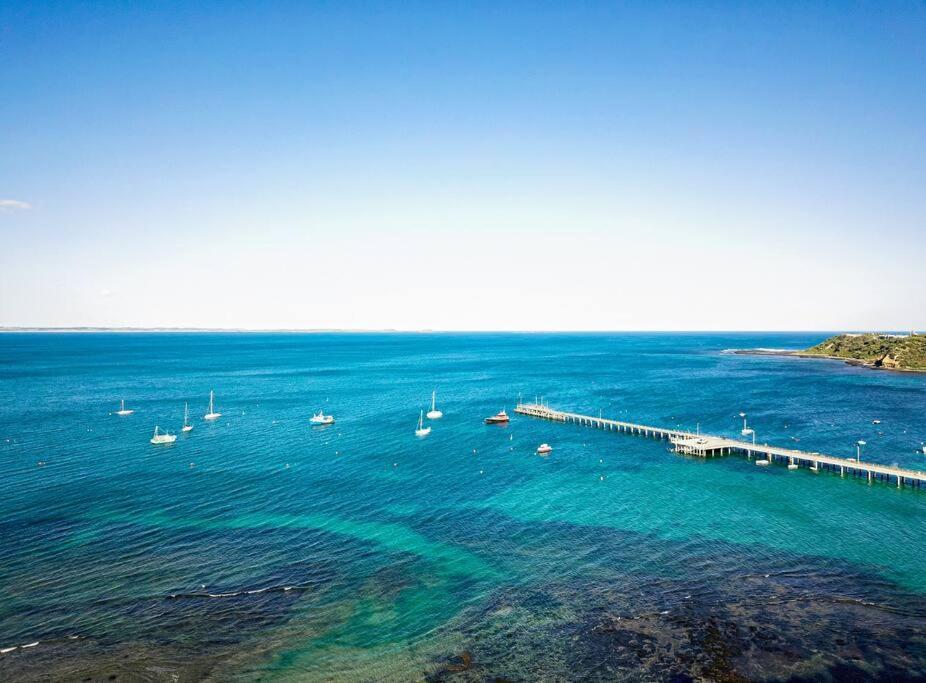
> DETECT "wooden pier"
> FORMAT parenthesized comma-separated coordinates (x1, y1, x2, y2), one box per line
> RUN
(513, 403, 926, 489)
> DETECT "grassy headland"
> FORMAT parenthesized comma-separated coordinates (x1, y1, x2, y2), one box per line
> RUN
(802, 333, 926, 371)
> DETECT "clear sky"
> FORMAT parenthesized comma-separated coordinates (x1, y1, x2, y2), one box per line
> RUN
(1, 1, 924, 330)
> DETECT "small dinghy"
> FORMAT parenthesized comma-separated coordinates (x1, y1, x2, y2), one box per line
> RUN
(536, 443, 552, 455)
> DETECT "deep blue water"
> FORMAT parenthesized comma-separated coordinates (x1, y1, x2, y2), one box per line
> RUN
(1, 332, 925, 680)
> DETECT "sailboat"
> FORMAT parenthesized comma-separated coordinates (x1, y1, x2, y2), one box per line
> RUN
(203, 390, 222, 421)
(115, 399, 134, 416)
(150, 426, 177, 444)
(426, 390, 443, 419)
(415, 410, 431, 437)
(182, 403, 193, 432)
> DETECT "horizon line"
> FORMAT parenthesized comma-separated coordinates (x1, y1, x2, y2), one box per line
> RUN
(0, 327, 916, 335)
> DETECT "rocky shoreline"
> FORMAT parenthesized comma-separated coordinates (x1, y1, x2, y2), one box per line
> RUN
(732, 348, 926, 374)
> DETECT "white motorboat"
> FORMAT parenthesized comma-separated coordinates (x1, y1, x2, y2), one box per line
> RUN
(115, 399, 134, 416)
(150, 426, 177, 444)
(204, 390, 222, 421)
(536, 443, 552, 454)
(426, 391, 443, 419)
(310, 411, 335, 425)
(182, 403, 193, 432)
(415, 410, 431, 437)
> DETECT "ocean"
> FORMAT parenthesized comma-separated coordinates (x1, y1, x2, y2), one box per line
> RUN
(1, 332, 924, 680)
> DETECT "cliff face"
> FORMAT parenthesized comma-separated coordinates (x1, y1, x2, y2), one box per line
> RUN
(803, 334, 926, 371)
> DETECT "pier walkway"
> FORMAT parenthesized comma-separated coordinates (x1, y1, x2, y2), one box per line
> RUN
(513, 403, 926, 489)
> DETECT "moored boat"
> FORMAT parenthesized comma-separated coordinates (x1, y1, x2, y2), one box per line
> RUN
(415, 410, 431, 437)
(150, 426, 177, 444)
(115, 399, 134, 416)
(485, 410, 509, 424)
(203, 390, 222, 421)
(310, 411, 334, 425)
(426, 391, 443, 419)
(536, 443, 552, 454)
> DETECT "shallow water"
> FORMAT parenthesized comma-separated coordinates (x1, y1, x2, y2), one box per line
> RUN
(0, 332, 924, 680)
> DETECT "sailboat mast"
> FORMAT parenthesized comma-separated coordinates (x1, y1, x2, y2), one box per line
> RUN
(431, 391, 436, 412)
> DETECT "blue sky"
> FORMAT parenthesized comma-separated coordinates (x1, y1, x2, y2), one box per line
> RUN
(1, 1, 924, 330)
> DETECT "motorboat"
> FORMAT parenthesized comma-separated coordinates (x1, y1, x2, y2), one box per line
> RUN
(536, 443, 552, 454)
(484, 410, 509, 424)
(310, 411, 335, 425)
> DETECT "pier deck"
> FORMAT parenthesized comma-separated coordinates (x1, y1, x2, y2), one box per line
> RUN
(513, 403, 926, 489)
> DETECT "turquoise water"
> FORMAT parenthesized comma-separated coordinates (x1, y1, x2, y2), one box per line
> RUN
(1, 332, 924, 680)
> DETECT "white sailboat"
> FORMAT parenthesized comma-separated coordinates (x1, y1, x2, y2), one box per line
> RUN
(203, 390, 222, 421)
(415, 410, 431, 437)
(426, 390, 443, 419)
(150, 426, 177, 444)
(115, 399, 134, 416)
(182, 403, 193, 432)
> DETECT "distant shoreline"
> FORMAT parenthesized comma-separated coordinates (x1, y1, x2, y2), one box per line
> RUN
(0, 327, 408, 333)
(733, 348, 926, 374)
